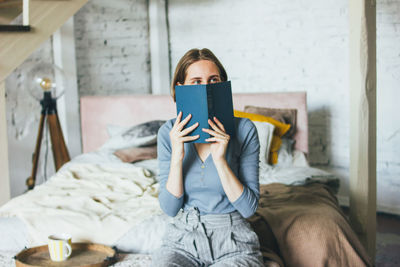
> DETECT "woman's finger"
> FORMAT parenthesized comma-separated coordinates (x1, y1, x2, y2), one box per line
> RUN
(177, 114, 192, 131)
(213, 117, 226, 132)
(205, 137, 218, 143)
(208, 119, 225, 135)
(181, 135, 200, 142)
(202, 128, 227, 139)
(173, 111, 183, 129)
(180, 122, 199, 136)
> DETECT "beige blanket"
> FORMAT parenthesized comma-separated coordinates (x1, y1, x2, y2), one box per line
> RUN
(0, 163, 162, 247)
(248, 183, 373, 267)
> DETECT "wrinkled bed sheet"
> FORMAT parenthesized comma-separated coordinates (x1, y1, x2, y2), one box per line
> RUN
(0, 163, 162, 247)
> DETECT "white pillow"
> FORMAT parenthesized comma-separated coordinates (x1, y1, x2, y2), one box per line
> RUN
(277, 138, 309, 167)
(101, 120, 165, 151)
(107, 124, 127, 138)
(252, 121, 275, 165)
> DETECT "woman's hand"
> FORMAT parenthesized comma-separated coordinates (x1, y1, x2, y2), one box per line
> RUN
(203, 117, 230, 163)
(169, 111, 199, 162)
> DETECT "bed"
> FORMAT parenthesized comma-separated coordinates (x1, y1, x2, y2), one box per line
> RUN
(0, 92, 371, 266)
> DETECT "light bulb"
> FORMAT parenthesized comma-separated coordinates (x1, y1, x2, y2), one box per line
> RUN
(39, 77, 53, 91)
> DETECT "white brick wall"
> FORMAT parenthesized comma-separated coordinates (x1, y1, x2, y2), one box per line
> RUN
(74, 0, 151, 95)
(169, 0, 349, 166)
(5, 40, 54, 197)
(168, 0, 400, 213)
(376, 0, 400, 213)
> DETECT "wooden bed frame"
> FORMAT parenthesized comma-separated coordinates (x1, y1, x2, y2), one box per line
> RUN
(80, 92, 308, 155)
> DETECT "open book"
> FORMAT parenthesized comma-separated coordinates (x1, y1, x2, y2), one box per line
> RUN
(175, 81, 235, 143)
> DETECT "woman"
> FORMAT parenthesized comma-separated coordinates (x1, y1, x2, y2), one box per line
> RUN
(152, 48, 263, 266)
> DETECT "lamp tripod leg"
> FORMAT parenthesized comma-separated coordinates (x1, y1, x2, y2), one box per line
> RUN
(47, 112, 70, 171)
(26, 114, 45, 190)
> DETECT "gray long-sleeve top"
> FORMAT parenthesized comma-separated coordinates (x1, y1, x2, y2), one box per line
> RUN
(157, 117, 260, 218)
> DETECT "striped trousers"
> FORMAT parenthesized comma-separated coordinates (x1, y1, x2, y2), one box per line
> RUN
(152, 207, 264, 267)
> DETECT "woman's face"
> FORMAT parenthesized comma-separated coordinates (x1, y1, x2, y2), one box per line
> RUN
(181, 60, 222, 85)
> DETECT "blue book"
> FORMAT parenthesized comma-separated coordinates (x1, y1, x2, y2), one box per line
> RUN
(175, 81, 235, 143)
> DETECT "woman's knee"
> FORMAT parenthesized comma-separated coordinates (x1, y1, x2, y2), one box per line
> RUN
(151, 247, 199, 267)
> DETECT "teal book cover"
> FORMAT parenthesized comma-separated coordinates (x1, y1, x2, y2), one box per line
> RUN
(175, 81, 235, 143)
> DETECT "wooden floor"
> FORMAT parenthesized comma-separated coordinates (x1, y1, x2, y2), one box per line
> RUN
(376, 211, 400, 267)
(341, 207, 400, 267)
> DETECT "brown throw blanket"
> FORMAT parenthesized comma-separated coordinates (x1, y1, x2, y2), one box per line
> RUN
(247, 183, 373, 267)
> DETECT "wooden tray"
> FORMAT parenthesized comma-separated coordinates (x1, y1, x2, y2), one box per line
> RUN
(15, 243, 117, 267)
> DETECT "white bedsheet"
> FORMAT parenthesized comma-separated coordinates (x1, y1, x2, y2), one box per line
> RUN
(0, 162, 162, 248)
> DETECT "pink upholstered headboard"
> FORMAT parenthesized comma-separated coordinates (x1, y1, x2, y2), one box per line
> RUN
(80, 92, 308, 154)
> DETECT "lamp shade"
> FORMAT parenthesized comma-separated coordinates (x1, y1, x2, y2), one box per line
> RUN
(26, 63, 65, 101)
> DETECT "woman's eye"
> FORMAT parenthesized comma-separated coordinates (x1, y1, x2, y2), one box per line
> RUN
(210, 77, 220, 83)
(193, 80, 201, 85)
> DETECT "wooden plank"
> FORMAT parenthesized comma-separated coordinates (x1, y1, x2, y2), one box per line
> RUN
(0, 0, 89, 82)
(53, 18, 82, 158)
(23, 0, 29, 25)
(349, 0, 376, 261)
(0, 81, 10, 205)
(149, 0, 170, 95)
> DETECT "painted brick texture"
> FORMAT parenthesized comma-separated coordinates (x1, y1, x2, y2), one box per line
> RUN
(74, 0, 151, 96)
(5, 40, 54, 197)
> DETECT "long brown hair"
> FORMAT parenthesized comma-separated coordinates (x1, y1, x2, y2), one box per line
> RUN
(171, 48, 228, 101)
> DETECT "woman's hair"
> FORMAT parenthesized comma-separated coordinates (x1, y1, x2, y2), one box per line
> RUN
(171, 48, 228, 101)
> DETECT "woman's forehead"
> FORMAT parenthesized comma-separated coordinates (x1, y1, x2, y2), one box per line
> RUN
(186, 60, 220, 77)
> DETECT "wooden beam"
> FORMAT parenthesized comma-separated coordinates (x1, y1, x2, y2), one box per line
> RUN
(0, 81, 10, 205)
(53, 18, 82, 158)
(0, 0, 88, 82)
(149, 0, 170, 94)
(349, 0, 376, 261)
(23, 0, 29, 26)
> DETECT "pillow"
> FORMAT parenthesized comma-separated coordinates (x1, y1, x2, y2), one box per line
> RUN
(107, 124, 126, 138)
(252, 121, 275, 164)
(244, 106, 297, 138)
(102, 120, 166, 151)
(114, 145, 157, 163)
(234, 110, 290, 164)
(276, 138, 296, 167)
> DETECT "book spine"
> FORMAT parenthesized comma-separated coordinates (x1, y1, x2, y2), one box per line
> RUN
(206, 86, 214, 120)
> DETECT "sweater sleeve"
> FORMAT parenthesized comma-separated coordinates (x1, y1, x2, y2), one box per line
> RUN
(231, 119, 260, 218)
(156, 120, 184, 217)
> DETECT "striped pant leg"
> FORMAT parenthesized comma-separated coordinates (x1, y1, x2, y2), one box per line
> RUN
(151, 220, 201, 267)
(151, 246, 200, 267)
(210, 220, 264, 267)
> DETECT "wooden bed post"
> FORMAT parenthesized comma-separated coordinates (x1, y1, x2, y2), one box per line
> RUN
(349, 0, 376, 261)
(0, 81, 11, 205)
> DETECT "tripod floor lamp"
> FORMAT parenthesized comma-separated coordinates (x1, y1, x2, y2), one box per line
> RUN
(26, 64, 70, 190)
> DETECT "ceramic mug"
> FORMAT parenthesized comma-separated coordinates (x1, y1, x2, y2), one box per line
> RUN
(48, 233, 72, 261)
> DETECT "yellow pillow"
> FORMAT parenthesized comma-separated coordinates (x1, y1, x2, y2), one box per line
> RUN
(234, 110, 291, 164)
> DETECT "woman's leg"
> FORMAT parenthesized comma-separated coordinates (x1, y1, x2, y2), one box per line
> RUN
(151, 220, 201, 267)
(151, 246, 200, 267)
(210, 220, 264, 267)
